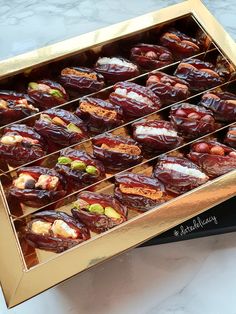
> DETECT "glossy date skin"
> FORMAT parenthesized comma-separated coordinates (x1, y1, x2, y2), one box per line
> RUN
(130, 44, 173, 70)
(132, 120, 183, 153)
(0, 124, 46, 167)
(9, 166, 66, 207)
(170, 103, 216, 139)
(71, 191, 127, 233)
(109, 81, 162, 119)
(114, 172, 166, 211)
(60, 66, 105, 95)
(200, 91, 236, 122)
(92, 132, 143, 172)
(153, 155, 209, 195)
(28, 79, 68, 109)
(175, 58, 223, 92)
(160, 29, 201, 60)
(146, 72, 190, 106)
(187, 140, 236, 178)
(34, 108, 87, 148)
(215, 55, 235, 81)
(76, 97, 123, 133)
(225, 125, 236, 148)
(55, 148, 105, 191)
(25, 210, 90, 253)
(94, 57, 139, 84)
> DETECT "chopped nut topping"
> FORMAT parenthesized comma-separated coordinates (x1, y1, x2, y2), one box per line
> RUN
(51, 219, 77, 238)
(101, 143, 141, 155)
(61, 68, 97, 80)
(35, 175, 59, 190)
(120, 184, 163, 200)
(1, 134, 23, 145)
(0, 99, 8, 109)
(80, 101, 117, 120)
(31, 220, 52, 235)
(52, 117, 67, 126)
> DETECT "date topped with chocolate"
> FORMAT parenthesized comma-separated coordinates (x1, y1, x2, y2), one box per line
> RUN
(188, 140, 236, 178)
(71, 191, 127, 233)
(160, 28, 201, 59)
(130, 43, 173, 70)
(200, 91, 236, 122)
(76, 97, 123, 132)
(225, 125, 236, 148)
(60, 66, 105, 95)
(28, 79, 68, 109)
(0, 124, 46, 167)
(132, 120, 183, 152)
(25, 210, 90, 253)
(55, 148, 105, 190)
(154, 155, 209, 195)
(92, 133, 143, 171)
(114, 172, 166, 211)
(175, 58, 223, 91)
(109, 81, 162, 119)
(9, 166, 66, 207)
(146, 72, 190, 106)
(170, 103, 216, 139)
(34, 108, 87, 148)
(95, 57, 139, 83)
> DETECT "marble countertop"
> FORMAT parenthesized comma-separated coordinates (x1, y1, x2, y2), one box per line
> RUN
(0, 1, 236, 313)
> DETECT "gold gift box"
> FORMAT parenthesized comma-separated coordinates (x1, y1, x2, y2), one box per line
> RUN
(0, 0, 236, 308)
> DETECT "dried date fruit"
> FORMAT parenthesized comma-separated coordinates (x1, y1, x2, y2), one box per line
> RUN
(130, 43, 173, 70)
(146, 72, 190, 106)
(132, 120, 183, 153)
(25, 210, 90, 253)
(0, 124, 46, 167)
(34, 108, 87, 148)
(153, 155, 209, 195)
(9, 166, 66, 207)
(215, 55, 235, 80)
(114, 172, 166, 211)
(160, 29, 201, 59)
(188, 140, 236, 177)
(109, 81, 162, 119)
(60, 66, 105, 94)
(92, 132, 143, 172)
(28, 79, 68, 109)
(94, 57, 139, 83)
(175, 58, 223, 91)
(76, 97, 123, 132)
(224, 125, 236, 148)
(200, 91, 236, 122)
(71, 191, 127, 233)
(170, 103, 216, 139)
(55, 148, 105, 191)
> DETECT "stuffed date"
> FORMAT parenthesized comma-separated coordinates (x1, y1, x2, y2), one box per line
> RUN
(76, 97, 123, 132)
(187, 140, 236, 178)
(109, 81, 162, 119)
(130, 43, 173, 70)
(132, 120, 183, 152)
(0, 124, 46, 167)
(175, 58, 223, 91)
(34, 108, 87, 148)
(94, 57, 139, 83)
(92, 132, 143, 172)
(146, 72, 190, 106)
(71, 191, 127, 233)
(225, 125, 236, 148)
(60, 66, 105, 94)
(55, 148, 105, 190)
(200, 91, 236, 122)
(153, 155, 209, 195)
(9, 166, 66, 207)
(114, 172, 166, 211)
(170, 103, 216, 139)
(25, 210, 90, 253)
(28, 79, 68, 109)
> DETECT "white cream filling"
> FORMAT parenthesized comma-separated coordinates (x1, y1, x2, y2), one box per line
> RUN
(51, 220, 77, 239)
(97, 57, 137, 70)
(115, 88, 153, 106)
(162, 163, 207, 179)
(135, 126, 177, 137)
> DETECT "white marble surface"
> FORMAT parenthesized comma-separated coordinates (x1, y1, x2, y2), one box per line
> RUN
(1, 0, 236, 313)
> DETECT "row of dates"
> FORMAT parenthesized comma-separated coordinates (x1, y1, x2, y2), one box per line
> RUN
(20, 131, 236, 253)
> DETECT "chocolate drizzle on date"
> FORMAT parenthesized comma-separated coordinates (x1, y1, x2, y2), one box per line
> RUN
(72, 191, 127, 233)
(25, 210, 90, 253)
